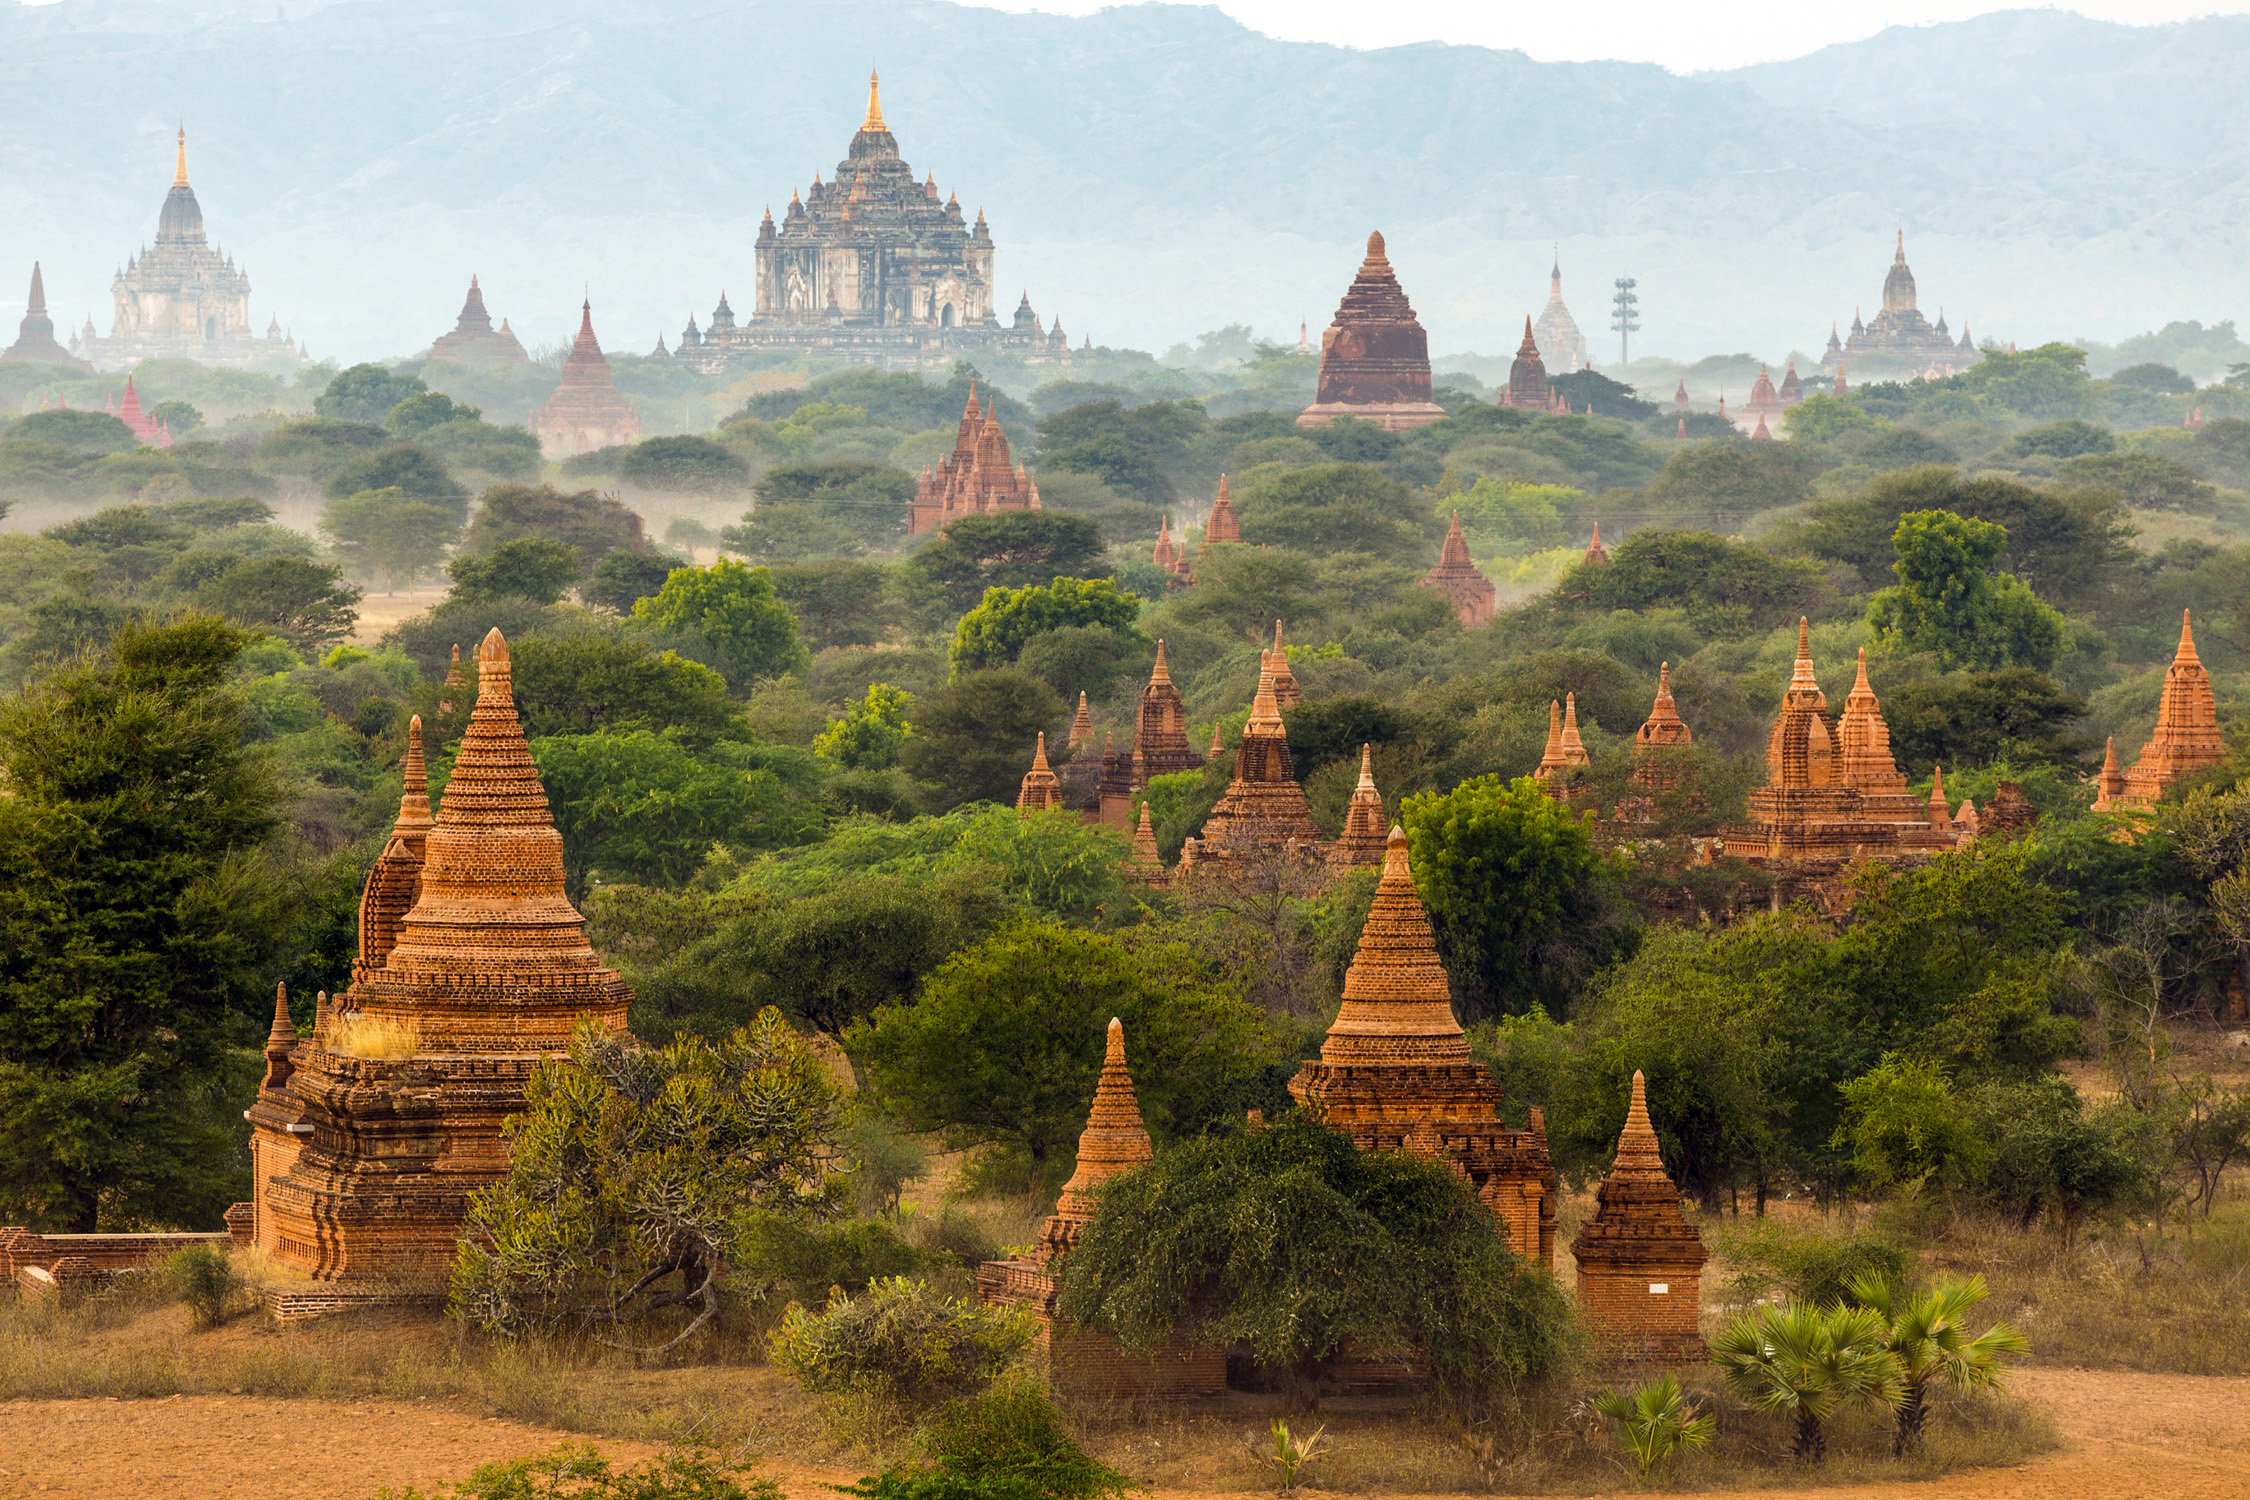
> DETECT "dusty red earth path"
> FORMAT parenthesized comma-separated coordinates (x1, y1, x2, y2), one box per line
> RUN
(0, 1368, 2243, 1500)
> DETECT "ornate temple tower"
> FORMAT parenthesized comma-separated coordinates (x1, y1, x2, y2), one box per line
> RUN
(1739, 364, 1784, 434)
(1498, 315, 1560, 410)
(1828, 232, 1982, 377)
(247, 631, 634, 1284)
(1016, 732, 1065, 815)
(1422, 512, 1496, 626)
(1193, 653, 1323, 858)
(909, 384, 1039, 534)
(1626, 663, 1695, 804)
(532, 302, 643, 456)
(1297, 232, 1447, 432)
(1266, 620, 1304, 712)
(1329, 745, 1390, 870)
(1097, 641, 1204, 825)
(1290, 827, 1555, 1264)
(426, 277, 531, 369)
(1532, 252, 1588, 374)
(1534, 696, 1593, 798)
(3, 263, 91, 371)
(2097, 611, 2227, 810)
(1571, 1071, 1707, 1363)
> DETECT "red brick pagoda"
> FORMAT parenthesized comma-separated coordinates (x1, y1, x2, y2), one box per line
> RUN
(533, 302, 643, 456)
(1423, 512, 1496, 626)
(1571, 1071, 1707, 1364)
(1297, 232, 1446, 432)
(909, 383, 1040, 534)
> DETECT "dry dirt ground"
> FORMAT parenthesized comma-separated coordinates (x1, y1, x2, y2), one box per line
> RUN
(1, 1368, 2243, 1500)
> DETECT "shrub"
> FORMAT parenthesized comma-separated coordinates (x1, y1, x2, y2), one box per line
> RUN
(840, 1379, 1128, 1500)
(164, 1247, 247, 1329)
(770, 1276, 1038, 1410)
(1590, 1374, 1714, 1473)
(374, 1443, 781, 1500)
(1718, 1220, 1913, 1309)
(328, 1013, 421, 1060)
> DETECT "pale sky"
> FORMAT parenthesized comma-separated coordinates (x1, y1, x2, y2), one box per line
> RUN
(977, 0, 2244, 72)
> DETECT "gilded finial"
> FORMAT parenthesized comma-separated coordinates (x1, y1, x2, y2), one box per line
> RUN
(173, 126, 189, 187)
(862, 68, 885, 131)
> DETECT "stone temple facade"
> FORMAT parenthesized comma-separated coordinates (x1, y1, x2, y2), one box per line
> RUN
(78, 131, 304, 371)
(533, 302, 643, 456)
(668, 75, 1068, 374)
(425, 277, 530, 369)
(3, 264, 91, 371)
(1298, 232, 1446, 432)
(244, 632, 634, 1288)
(1824, 232, 1981, 379)
(2097, 611, 2226, 811)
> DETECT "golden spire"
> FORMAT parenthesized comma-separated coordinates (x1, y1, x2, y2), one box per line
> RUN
(862, 68, 885, 130)
(173, 126, 189, 187)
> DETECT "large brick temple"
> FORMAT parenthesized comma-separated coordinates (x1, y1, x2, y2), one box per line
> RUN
(1298, 231, 1446, 432)
(423, 276, 531, 370)
(2097, 611, 2226, 811)
(532, 302, 643, 456)
(244, 630, 634, 1290)
(909, 382, 1040, 534)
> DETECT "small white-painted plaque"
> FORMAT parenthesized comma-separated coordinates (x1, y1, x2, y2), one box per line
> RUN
(1649, 1283, 1669, 1294)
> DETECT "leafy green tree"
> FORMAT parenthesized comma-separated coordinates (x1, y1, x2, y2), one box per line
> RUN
(447, 536, 581, 606)
(145, 400, 204, 438)
(321, 486, 461, 593)
(768, 558, 892, 651)
(635, 558, 809, 685)
(452, 1011, 849, 1350)
(379, 1444, 782, 1500)
(1400, 774, 1639, 1019)
(510, 632, 739, 740)
(382, 389, 477, 439)
(1235, 463, 1434, 564)
(1550, 368, 1657, 419)
(585, 550, 684, 615)
(950, 576, 1141, 677)
(1158, 545, 1324, 643)
(198, 556, 362, 653)
(1645, 442, 1828, 519)
(771, 1275, 1037, 1411)
(620, 434, 751, 493)
(896, 669, 1065, 809)
(324, 443, 469, 524)
(314, 362, 427, 425)
(1559, 529, 1821, 637)
(9, 408, 138, 454)
(2053, 451, 2217, 512)
(462, 484, 647, 568)
(1834, 1054, 1989, 1197)
(253, 417, 389, 479)
(847, 919, 1272, 1177)
(1879, 669, 2093, 776)
(1016, 625, 1152, 707)
(816, 683, 916, 770)
(530, 731, 805, 898)
(1845, 1273, 2027, 1456)
(1859, 429, 1960, 469)
(2008, 418, 2113, 459)
(1866, 509, 2066, 671)
(1963, 1075, 2158, 1240)
(901, 512, 1107, 624)
(725, 462, 918, 561)
(1783, 394, 1884, 444)
(0, 618, 293, 1231)
(1711, 1304, 1902, 1464)
(1056, 1109, 1575, 1394)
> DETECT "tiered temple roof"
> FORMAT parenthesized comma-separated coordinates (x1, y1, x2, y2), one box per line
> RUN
(1129, 805, 1167, 887)
(1423, 512, 1496, 626)
(1498, 315, 1564, 411)
(1570, 1071, 1708, 1363)
(1626, 664, 1695, 805)
(1739, 365, 1784, 434)
(910, 383, 1040, 534)
(1151, 515, 1185, 577)
(2098, 611, 2226, 811)
(1266, 621, 1304, 712)
(1016, 732, 1064, 814)
(532, 302, 643, 456)
(1534, 696, 1592, 797)
(1330, 745, 1389, 869)
(1827, 232, 1983, 378)
(1193, 653, 1322, 857)
(1039, 1018, 1154, 1258)
(427, 276, 531, 369)
(3, 263, 91, 371)
(1297, 231, 1447, 432)
(1097, 640, 1205, 824)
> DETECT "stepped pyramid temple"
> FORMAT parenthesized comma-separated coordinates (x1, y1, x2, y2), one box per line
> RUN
(425, 277, 531, 369)
(909, 382, 1040, 534)
(1497, 316, 1565, 411)
(1298, 232, 1447, 432)
(78, 130, 304, 370)
(1532, 253, 1588, 373)
(2097, 611, 2226, 811)
(3, 264, 91, 371)
(1572, 1072, 1707, 1363)
(1823, 232, 1981, 378)
(243, 632, 634, 1292)
(1097, 641, 1205, 825)
(668, 74, 1067, 374)
(1721, 625, 1973, 901)
(533, 302, 643, 456)
(1423, 511, 1497, 626)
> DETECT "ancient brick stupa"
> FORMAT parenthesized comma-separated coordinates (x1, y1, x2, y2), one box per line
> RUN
(1738, 364, 1784, 434)
(1329, 744, 1389, 869)
(909, 385, 1041, 535)
(1423, 512, 1496, 626)
(1289, 827, 1555, 1262)
(1193, 652, 1323, 858)
(533, 301, 643, 456)
(2097, 611, 2226, 810)
(1624, 663, 1695, 806)
(1835, 647, 1926, 827)
(426, 276, 530, 369)
(1151, 515, 1186, 577)
(1200, 474, 1241, 562)
(1497, 316, 1561, 411)
(1582, 522, 1610, 565)
(246, 629, 634, 1282)
(1534, 696, 1592, 797)
(1129, 804, 1168, 887)
(1265, 620, 1305, 712)
(3, 262, 91, 371)
(1098, 640, 1204, 824)
(977, 1020, 1224, 1397)
(1016, 732, 1064, 814)
(1571, 1070, 1707, 1363)
(1056, 695, 1103, 816)
(1297, 231, 1446, 432)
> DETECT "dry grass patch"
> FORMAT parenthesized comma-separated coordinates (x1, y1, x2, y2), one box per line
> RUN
(329, 1012, 423, 1060)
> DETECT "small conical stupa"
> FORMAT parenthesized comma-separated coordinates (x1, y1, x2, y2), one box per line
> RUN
(1266, 620, 1304, 712)
(1330, 744, 1389, 868)
(1194, 651, 1323, 856)
(1017, 732, 1065, 814)
(532, 301, 643, 455)
(1423, 511, 1496, 626)
(1041, 1018, 1154, 1254)
(2099, 610, 2226, 810)
(1570, 1070, 1708, 1362)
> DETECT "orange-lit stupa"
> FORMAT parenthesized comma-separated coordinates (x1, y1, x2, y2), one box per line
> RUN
(1571, 1070, 1708, 1363)
(2097, 611, 2226, 810)
(1330, 744, 1389, 869)
(1194, 650, 1323, 857)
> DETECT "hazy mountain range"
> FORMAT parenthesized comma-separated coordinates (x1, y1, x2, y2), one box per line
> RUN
(1, 0, 2243, 371)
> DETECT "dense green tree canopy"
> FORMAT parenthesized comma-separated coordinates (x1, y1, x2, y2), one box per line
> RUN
(897, 668, 1066, 810)
(509, 632, 739, 740)
(314, 362, 427, 425)
(447, 537, 582, 607)
(1235, 462, 1433, 563)
(901, 512, 1108, 623)
(950, 576, 1142, 677)
(198, 557, 362, 653)
(324, 443, 469, 523)
(463, 484, 647, 566)
(619, 435, 751, 494)
(634, 558, 809, 686)
(1866, 510, 2067, 671)
(1879, 669, 2094, 776)
(767, 558, 892, 651)
(1561, 529, 1822, 637)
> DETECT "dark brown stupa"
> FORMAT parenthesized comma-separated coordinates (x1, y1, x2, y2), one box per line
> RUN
(1498, 316, 1559, 411)
(1098, 641, 1205, 825)
(532, 301, 643, 456)
(427, 276, 531, 369)
(1572, 1071, 1707, 1363)
(1423, 512, 1496, 626)
(1290, 827, 1555, 1262)
(3, 263, 90, 371)
(1297, 231, 1446, 432)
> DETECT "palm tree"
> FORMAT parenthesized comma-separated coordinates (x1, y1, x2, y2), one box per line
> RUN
(1847, 1272, 2029, 1455)
(1711, 1303, 1903, 1463)
(1592, 1373, 1717, 1473)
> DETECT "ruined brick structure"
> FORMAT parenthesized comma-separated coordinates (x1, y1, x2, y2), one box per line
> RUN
(245, 630, 633, 1283)
(1290, 828, 1556, 1265)
(2096, 612, 2225, 811)
(425, 277, 530, 369)
(977, 1021, 1225, 1397)
(2, 263, 91, 371)
(1571, 1071, 1707, 1364)
(909, 383, 1039, 534)
(1298, 232, 1447, 432)
(1096, 641, 1204, 826)
(532, 302, 643, 456)
(1015, 732, 1065, 815)
(1422, 512, 1497, 626)
(1329, 744, 1389, 870)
